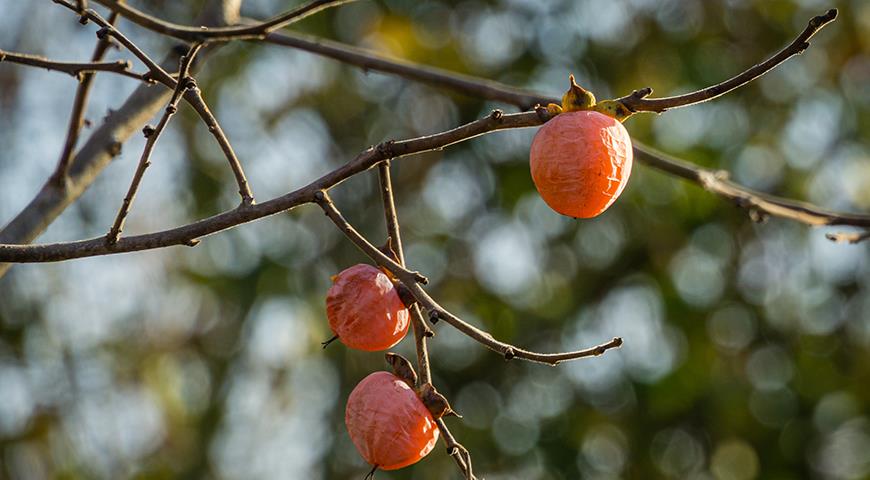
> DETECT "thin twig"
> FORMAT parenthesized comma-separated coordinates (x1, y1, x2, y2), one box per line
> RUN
(106, 43, 204, 244)
(377, 161, 435, 341)
(315, 190, 624, 366)
(314, 190, 428, 284)
(0, 0, 238, 280)
(0, 109, 541, 263)
(436, 419, 476, 480)
(617, 9, 839, 113)
(634, 144, 870, 228)
(377, 162, 473, 478)
(0, 49, 143, 81)
(4, 101, 870, 263)
(92, 0, 357, 42)
(52, 11, 122, 187)
(53, 0, 256, 205)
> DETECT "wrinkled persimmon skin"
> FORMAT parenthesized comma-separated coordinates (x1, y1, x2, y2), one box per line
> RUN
(530, 110, 633, 218)
(327, 264, 410, 351)
(346, 371, 439, 470)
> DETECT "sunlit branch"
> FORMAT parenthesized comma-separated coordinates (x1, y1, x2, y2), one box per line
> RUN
(0, 49, 144, 81)
(0, 109, 545, 262)
(52, 11, 124, 187)
(634, 144, 870, 228)
(54, 0, 255, 205)
(617, 9, 838, 113)
(315, 191, 624, 367)
(91, 0, 357, 42)
(106, 43, 204, 244)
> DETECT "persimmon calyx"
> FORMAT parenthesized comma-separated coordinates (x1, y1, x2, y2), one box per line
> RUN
(549, 74, 635, 122)
(418, 382, 461, 419)
(386, 352, 418, 387)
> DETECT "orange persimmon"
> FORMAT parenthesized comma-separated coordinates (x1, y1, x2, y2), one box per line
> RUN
(326, 264, 410, 351)
(345, 371, 440, 472)
(529, 110, 633, 218)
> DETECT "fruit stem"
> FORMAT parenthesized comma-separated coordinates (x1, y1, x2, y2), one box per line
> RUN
(364, 464, 378, 479)
(320, 335, 338, 349)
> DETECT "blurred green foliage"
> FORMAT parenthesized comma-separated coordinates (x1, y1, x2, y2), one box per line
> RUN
(1, 0, 870, 479)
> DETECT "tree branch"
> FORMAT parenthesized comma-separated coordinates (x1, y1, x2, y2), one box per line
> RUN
(617, 9, 838, 113)
(52, 11, 123, 187)
(106, 43, 204, 244)
(0, 49, 144, 81)
(436, 420, 476, 480)
(54, 0, 256, 205)
(315, 190, 624, 367)
(91, 0, 357, 42)
(0, 0, 240, 278)
(82, 0, 553, 109)
(634, 144, 870, 228)
(314, 190, 428, 284)
(0, 109, 544, 263)
(376, 162, 476, 479)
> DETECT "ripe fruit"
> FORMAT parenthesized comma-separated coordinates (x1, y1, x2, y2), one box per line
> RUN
(326, 264, 410, 351)
(345, 371, 440, 471)
(530, 110, 633, 218)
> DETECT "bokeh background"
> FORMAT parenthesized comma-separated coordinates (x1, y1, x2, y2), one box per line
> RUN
(2, 0, 870, 478)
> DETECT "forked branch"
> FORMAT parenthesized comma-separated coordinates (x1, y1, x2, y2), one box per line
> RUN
(617, 9, 839, 113)
(0, 49, 143, 81)
(53, 0, 255, 205)
(106, 43, 204, 244)
(91, 0, 357, 42)
(314, 190, 624, 367)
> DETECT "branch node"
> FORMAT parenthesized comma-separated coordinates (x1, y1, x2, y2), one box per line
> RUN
(631, 87, 653, 99)
(503, 347, 516, 361)
(182, 76, 197, 91)
(534, 104, 551, 122)
(95, 27, 110, 40)
(377, 140, 396, 159)
(183, 238, 201, 247)
(489, 109, 503, 121)
(142, 125, 156, 138)
(428, 309, 441, 325)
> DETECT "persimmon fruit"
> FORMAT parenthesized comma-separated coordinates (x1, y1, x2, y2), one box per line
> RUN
(345, 371, 440, 471)
(326, 264, 410, 351)
(530, 110, 633, 218)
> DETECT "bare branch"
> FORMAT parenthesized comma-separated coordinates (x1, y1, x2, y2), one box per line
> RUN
(53, 0, 256, 205)
(0, 0, 240, 278)
(376, 162, 475, 478)
(53, 11, 123, 187)
(0, 49, 143, 81)
(377, 161, 435, 344)
(262, 32, 551, 110)
(436, 419, 477, 480)
(92, 0, 357, 42)
(79, 0, 552, 109)
(618, 9, 839, 113)
(315, 190, 624, 366)
(106, 43, 204, 244)
(260, 10, 837, 114)
(4, 97, 870, 264)
(634, 144, 870, 228)
(314, 190, 428, 284)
